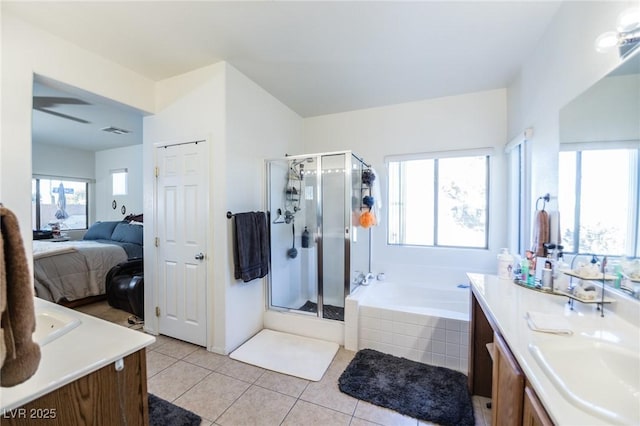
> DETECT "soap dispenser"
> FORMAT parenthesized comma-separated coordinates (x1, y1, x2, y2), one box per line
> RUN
(301, 226, 310, 248)
(497, 248, 514, 280)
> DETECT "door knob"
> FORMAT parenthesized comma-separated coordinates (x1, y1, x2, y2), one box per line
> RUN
(195, 252, 205, 260)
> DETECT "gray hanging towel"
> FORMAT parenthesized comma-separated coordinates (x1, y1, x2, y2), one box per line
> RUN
(233, 212, 270, 283)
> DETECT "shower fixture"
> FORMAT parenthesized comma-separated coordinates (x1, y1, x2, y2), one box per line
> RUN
(290, 158, 313, 168)
(283, 157, 312, 217)
(288, 157, 313, 180)
(266, 151, 372, 323)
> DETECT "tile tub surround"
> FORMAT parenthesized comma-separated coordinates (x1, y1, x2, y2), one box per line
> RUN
(345, 281, 470, 374)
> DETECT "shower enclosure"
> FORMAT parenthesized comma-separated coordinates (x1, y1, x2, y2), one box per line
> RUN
(266, 151, 371, 321)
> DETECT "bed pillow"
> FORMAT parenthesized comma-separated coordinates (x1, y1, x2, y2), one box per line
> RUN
(111, 222, 144, 245)
(83, 221, 121, 240)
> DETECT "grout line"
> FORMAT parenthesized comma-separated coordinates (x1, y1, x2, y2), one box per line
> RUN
(212, 381, 255, 424)
(168, 370, 214, 404)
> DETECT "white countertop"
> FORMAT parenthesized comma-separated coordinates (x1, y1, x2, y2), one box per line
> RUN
(0, 298, 155, 411)
(468, 273, 640, 426)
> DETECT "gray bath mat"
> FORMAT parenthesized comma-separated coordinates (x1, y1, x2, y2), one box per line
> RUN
(338, 349, 474, 426)
(298, 300, 345, 321)
(149, 393, 201, 426)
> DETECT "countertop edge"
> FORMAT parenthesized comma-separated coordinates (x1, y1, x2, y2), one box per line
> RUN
(1, 298, 156, 412)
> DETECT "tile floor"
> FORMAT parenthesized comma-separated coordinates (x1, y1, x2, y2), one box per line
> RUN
(78, 302, 493, 426)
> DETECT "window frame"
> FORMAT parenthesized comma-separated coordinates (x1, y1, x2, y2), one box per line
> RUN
(559, 142, 640, 257)
(385, 149, 491, 249)
(32, 175, 90, 231)
(111, 168, 128, 196)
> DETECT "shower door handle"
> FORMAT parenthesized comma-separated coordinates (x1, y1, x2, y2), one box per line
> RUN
(194, 252, 205, 260)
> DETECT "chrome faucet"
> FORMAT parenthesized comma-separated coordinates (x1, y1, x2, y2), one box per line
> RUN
(353, 271, 375, 286)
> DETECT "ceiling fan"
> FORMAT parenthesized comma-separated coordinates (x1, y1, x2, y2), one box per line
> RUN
(32, 96, 91, 124)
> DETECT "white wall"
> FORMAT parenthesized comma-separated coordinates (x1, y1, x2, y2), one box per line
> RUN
(507, 1, 634, 240)
(95, 145, 143, 221)
(1, 12, 154, 253)
(144, 62, 302, 354)
(143, 62, 227, 351)
(224, 64, 302, 352)
(32, 142, 95, 180)
(303, 89, 508, 284)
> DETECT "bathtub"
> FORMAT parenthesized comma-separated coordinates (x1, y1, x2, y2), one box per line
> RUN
(344, 280, 471, 374)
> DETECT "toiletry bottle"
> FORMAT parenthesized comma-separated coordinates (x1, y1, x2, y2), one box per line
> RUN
(555, 254, 569, 292)
(301, 226, 310, 248)
(497, 248, 514, 280)
(613, 261, 622, 289)
(521, 258, 529, 283)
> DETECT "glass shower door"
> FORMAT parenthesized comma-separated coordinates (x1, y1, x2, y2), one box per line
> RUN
(266, 152, 355, 322)
(267, 156, 320, 315)
(319, 153, 348, 320)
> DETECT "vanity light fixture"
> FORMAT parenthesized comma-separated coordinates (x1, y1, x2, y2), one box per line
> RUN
(595, 7, 640, 58)
(617, 7, 640, 33)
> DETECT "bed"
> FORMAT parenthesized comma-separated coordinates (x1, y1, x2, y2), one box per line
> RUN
(33, 220, 143, 304)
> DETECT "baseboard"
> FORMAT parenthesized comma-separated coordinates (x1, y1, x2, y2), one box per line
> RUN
(263, 310, 344, 345)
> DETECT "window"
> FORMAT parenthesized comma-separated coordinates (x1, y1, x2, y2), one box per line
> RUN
(32, 177, 88, 231)
(387, 152, 489, 248)
(507, 143, 527, 254)
(506, 132, 532, 256)
(559, 146, 639, 256)
(111, 168, 128, 196)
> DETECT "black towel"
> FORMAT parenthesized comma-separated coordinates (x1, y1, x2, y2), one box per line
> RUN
(233, 212, 270, 282)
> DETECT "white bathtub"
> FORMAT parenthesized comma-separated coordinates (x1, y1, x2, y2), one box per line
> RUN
(345, 280, 471, 373)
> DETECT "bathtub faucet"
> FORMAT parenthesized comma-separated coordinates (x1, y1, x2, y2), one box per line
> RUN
(354, 272, 375, 286)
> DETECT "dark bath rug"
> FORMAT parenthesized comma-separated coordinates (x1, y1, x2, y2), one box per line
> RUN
(149, 393, 201, 426)
(338, 349, 474, 426)
(298, 300, 344, 321)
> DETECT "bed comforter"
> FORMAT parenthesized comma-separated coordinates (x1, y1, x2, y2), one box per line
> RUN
(33, 240, 128, 303)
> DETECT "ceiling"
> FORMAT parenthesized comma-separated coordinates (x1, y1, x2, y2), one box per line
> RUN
(32, 77, 144, 151)
(5, 1, 564, 151)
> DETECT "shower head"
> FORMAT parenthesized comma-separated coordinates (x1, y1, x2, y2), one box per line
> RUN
(290, 158, 313, 168)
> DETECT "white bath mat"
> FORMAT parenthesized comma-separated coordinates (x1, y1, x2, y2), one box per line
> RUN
(229, 329, 339, 381)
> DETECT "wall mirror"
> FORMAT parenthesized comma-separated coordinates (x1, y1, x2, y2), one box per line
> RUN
(558, 49, 640, 299)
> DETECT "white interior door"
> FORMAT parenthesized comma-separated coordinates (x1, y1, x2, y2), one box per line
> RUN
(156, 141, 208, 346)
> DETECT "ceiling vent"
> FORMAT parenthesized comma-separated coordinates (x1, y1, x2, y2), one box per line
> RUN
(101, 126, 131, 135)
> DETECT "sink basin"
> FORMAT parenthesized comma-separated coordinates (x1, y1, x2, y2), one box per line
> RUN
(530, 339, 640, 425)
(33, 309, 81, 346)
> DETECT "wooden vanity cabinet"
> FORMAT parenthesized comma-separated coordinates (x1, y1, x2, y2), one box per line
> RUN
(523, 383, 554, 426)
(491, 332, 524, 426)
(468, 291, 494, 398)
(3, 349, 148, 426)
(469, 289, 554, 426)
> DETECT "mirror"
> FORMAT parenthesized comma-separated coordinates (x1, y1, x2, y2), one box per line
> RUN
(558, 49, 640, 299)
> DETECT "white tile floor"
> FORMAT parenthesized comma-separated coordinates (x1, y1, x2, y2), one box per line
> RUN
(146, 334, 492, 426)
(79, 302, 493, 425)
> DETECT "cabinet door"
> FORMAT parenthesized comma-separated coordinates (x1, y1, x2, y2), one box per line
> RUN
(491, 332, 524, 426)
(4, 350, 148, 426)
(523, 385, 554, 426)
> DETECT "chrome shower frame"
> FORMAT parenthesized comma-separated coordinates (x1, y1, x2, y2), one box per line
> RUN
(265, 151, 368, 321)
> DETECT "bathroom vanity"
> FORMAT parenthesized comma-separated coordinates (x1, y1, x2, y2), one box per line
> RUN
(1, 298, 155, 425)
(467, 273, 640, 426)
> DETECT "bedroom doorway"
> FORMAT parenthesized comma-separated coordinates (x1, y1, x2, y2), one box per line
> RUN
(155, 140, 209, 346)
